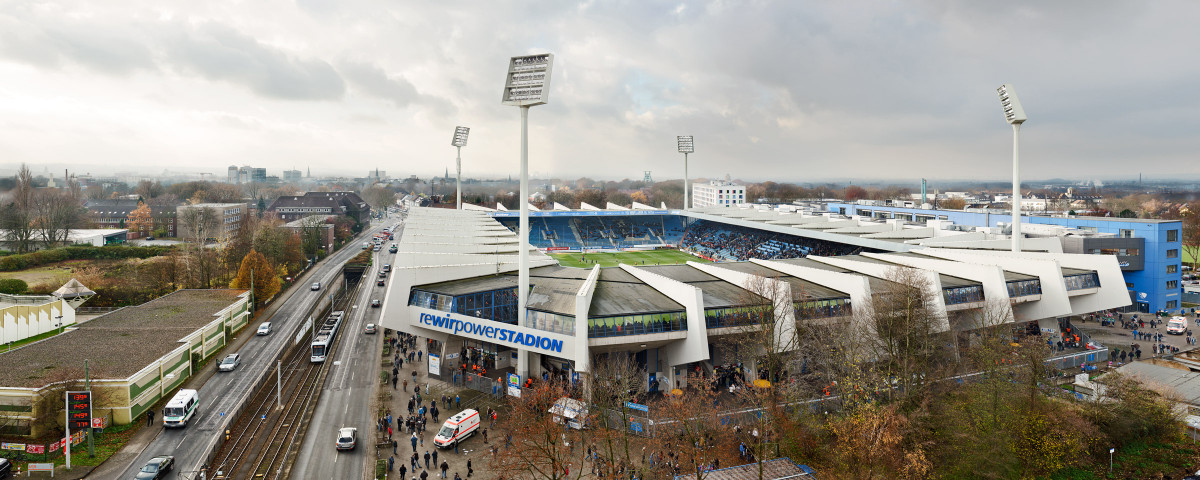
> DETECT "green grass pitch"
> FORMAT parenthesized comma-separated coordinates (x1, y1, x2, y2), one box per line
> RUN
(549, 250, 710, 268)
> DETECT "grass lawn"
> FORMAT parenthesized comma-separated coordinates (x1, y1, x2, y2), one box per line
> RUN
(549, 250, 709, 268)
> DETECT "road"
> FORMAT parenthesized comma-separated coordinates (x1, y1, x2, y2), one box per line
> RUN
(111, 225, 383, 480)
(292, 220, 403, 480)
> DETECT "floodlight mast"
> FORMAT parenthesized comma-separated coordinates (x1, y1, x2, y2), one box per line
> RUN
(451, 126, 470, 209)
(996, 84, 1027, 253)
(502, 53, 553, 380)
(677, 136, 694, 210)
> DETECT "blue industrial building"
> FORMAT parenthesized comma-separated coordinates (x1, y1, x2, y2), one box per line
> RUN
(826, 202, 1184, 313)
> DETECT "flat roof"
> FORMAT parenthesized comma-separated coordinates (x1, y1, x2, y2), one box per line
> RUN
(835, 255, 981, 289)
(885, 251, 1040, 282)
(641, 265, 765, 309)
(0, 289, 245, 388)
(770, 257, 898, 292)
(706, 262, 851, 301)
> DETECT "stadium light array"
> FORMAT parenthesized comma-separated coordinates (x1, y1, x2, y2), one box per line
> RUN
(996, 83, 1027, 252)
(677, 136, 694, 210)
(502, 53, 553, 380)
(451, 126, 470, 209)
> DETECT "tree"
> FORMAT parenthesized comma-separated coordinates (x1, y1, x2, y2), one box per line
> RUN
(844, 185, 869, 201)
(126, 202, 154, 238)
(1182, 201, 1200, 270)
(939, 197, 966, 210)
(863, 267, 950, 406)
(230, 249, 281, 306)
(492, 381, 589, 480)
(1, 164, 38, 253)
(587, 354, 646, 478)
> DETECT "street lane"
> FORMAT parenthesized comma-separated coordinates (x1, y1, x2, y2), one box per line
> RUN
(293, 220, 402, 480)
(110, 226, 378, 480)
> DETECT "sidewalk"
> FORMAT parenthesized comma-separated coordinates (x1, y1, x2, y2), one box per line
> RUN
(373, 334, 507, 480)
(1073, 312, 1200, 363)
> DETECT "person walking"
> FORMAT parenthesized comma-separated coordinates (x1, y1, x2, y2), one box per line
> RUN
(411, 432, 419, 452)
(467, 458, 473, 477)
(399, 464, 407, 478)
(424, 450, 431, 469)
(147, 410, 155, 426)
(393, 438, 399, 454)
(482, 428, 488, 444)
(432, 449, 438, 467)
(389, 456, 395, 472)
(455, 394, 461, 408)
(440, 460, 449, 479)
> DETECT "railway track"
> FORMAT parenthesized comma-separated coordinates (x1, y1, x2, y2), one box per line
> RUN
(207, 291, 354, 479)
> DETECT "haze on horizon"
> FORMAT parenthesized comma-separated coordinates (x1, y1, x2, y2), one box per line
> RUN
(3, 1, 1199, 182)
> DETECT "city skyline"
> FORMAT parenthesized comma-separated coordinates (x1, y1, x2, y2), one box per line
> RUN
(3, 2, 1200, 181)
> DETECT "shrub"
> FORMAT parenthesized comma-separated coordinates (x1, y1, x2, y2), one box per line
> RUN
(0, 245, 175, 272)
(0, 278, 28, 294)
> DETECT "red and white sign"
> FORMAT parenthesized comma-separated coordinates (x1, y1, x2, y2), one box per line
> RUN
(26, 444, 44, 454)
(544, 247, 568, 251)
(92, 417, 106, 429)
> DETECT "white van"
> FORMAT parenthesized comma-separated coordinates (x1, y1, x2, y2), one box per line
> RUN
(1168, 316, 1188, 335)
(163, 389, 199, 428)
(434, 409, 480, 448)
(549, 397, 588, 429)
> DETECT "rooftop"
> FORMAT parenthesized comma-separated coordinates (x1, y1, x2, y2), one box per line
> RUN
(0, 289, 246, 388)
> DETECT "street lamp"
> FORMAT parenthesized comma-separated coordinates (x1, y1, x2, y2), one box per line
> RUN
(502, 53, 553, 380)
(677, 136, 694, 210)
(996, 83, 1027, 252)
(451, 126, 470, 210)
(54, 314, 64, 335)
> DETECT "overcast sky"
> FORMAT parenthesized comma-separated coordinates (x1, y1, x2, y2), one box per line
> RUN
(2, 1, 1199, 183)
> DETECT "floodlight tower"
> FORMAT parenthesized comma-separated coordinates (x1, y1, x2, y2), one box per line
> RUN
(502, 53, 553, 380)
(451, 126, 470, 209)
(677, 136, 694, 210)
(996, 84, 1027, 252)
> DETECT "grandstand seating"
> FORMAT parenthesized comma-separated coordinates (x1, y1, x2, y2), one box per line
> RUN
(496, 215, 855, 262)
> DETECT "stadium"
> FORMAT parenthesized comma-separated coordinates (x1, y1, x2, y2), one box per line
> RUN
(378, 203, 1129, 392)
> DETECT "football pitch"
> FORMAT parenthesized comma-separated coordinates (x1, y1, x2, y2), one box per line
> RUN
(549, 250, 709, 268)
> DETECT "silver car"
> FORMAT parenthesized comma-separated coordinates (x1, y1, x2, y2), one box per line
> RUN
(218, 354, 241, 372)
(335, 427, 357, 450)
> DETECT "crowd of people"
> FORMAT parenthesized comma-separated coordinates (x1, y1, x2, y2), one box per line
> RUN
(679, 220, 858, 261)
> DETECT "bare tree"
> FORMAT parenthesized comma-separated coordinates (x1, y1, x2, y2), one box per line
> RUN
(492, 382, 589, 480)
(586, 353, 646, 478)
(1, 164, 38, 253)
(34, 183, 87, 248)
(861, 267, 950, 405)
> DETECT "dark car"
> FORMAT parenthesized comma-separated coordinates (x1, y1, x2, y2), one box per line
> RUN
(0, 458, 11, 480)
(377, 279, 385, 287)
(371, 299, 381, 308)
(134, 455, 174, 479)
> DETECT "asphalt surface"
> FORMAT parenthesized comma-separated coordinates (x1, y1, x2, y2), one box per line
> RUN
(292, 220, 402, 480)
(107, 225, 381, 480)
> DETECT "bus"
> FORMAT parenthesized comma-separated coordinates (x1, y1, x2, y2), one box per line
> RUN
(162, 389, 199, 428)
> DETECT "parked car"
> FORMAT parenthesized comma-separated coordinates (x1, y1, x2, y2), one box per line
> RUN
(218, 354, 241, 372)
(257, 322, 272, 336)
(371, 299, 381, 308)
(364, 323, 377, 334)
(336, 427, 358, 450)
(0, 458, 11, 480)
(134, 455, 174, 480)
(311, 282, 321, 291)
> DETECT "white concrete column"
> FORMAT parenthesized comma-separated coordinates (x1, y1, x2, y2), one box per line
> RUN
(686, 261, 797, 352)
(619, 264, 709, 367)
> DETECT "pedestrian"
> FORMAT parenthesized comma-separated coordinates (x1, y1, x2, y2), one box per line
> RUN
(432, 449, 438, 466)
(404, 379, 409, 391)
(412, 452, 419, 470)
(400, 464, 407, 478)
(426, 383, 431, 395)
(425, 450, 431, 469)
(147, 410, 155, 426)
(421, 470, 429, 480)
(411, 432, 419, 451)
(454, 441, 459, 455)
(440, 460, 449, 478)
(467, 458, 473, 477)
(394, 376, 399, 389)
(389, 456, 395, 472)
(455, 394, 461, 408)
(482, 428, 488, 443)
(394, 438, 399, 454)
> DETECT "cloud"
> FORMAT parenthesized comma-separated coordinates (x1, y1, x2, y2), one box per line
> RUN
(164, 22, 345, 101)
(336, 59, 454, 115)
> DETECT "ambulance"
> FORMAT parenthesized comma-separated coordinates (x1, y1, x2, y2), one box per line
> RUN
(434, 409, 480, 448)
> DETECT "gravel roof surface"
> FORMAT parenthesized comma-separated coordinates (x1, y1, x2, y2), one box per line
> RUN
(0, 289, 246, 388)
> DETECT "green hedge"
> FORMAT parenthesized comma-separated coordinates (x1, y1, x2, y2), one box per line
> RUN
(0, 278, 27, 294)
(0, 245, 175, 271)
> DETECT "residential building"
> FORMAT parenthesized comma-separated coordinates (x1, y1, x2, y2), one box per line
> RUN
(267, 191, 370, 226)
(693, 179, 746, 208)
(86, 199, 177, 238)
(177, 203, 248, 240)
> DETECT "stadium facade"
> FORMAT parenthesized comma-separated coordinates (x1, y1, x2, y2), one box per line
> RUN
(825, 202, 1183, 313)
(380, 206, 1129, 390)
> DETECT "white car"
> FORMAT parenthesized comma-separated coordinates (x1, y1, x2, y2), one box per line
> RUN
(336, 427, 358, 450)
(311, 282, 321, 291)
(257, 322, 272, 336)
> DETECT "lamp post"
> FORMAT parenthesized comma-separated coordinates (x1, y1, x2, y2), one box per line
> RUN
(502, 53, 553, 380)
(55, 314, 64, 335)
(451, 126, 470, 210)
(677, 136, 694, 210)
(996, 83, 1027, 252)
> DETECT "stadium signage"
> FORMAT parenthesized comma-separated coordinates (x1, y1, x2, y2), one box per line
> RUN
(412, 307, 575, 358)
